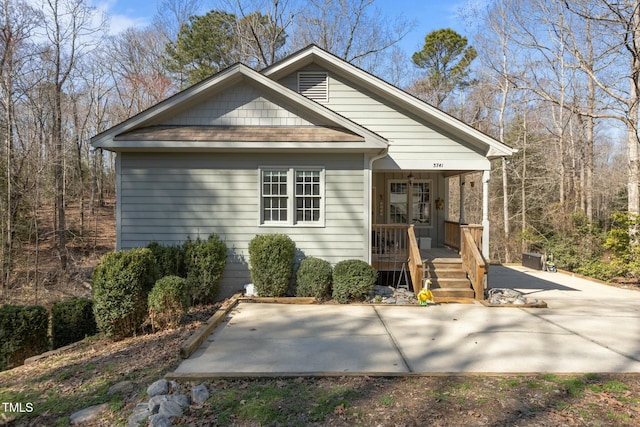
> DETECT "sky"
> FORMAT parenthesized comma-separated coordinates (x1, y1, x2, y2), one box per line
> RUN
(96, 0, 478, 56)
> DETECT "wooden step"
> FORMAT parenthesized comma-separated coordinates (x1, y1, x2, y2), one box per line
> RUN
(429, 278, 471, 289)
(432, 287, 475, 299)
(427, 268, 468, 280)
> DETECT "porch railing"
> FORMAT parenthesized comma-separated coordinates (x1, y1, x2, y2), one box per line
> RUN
(444, 221, 483, 253)
(371, 224, 408, 257)
(407, 225, 424, 296)
(444, 220, 460, 249)
(460, 226, 487, 300)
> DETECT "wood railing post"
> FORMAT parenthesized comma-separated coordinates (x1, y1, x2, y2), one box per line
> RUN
(460, 226, 488, 300)
(407, 225, 424, 296)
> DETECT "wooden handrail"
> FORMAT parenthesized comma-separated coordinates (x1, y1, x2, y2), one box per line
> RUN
(407, 225, 424, 296)
(460, 226, 487, 300)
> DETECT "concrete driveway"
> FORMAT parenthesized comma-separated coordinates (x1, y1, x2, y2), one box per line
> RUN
(170, 266, 640, 377)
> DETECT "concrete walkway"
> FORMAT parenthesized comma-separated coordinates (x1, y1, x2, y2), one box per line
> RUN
(170, 266, 640, 377)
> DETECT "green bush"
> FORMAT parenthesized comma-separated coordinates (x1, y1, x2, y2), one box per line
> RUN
(0, 305, 49, 371)
(51, 298, 97, 349)
(248, 234, 296, 297)
(92, 248, 158, 340)
(147, 241, 185, 278)
(183, 234, 227, 304)
(296, 257, 332, 299)
(148, 276, 191, 329)
(332, 259, 378, 303)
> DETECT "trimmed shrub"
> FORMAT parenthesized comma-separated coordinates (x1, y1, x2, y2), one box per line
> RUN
(92, 248, 158, 340)
(296, 257, 332, 299)
(248, 234, 296, 297)
(51, 298, 97, 349)
(0, 305, 49, 371)
(148, 276, 191, 329)
(183, 234, 227, 304)
(332, 259, 378, 303)
(147, 241, 185, 278)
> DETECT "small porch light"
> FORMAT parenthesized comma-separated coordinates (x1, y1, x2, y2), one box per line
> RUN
(407, 172, 414, 185)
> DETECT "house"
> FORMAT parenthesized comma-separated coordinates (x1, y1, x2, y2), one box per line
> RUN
(91, 45, 515, 300)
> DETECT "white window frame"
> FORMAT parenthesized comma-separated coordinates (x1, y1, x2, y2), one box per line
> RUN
(259, 167, 325, 227)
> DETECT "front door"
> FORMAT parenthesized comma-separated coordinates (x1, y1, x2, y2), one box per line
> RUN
(388, 180, 432, 226)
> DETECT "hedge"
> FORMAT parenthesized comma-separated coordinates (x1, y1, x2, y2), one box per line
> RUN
(183, 234, 227, 304)
(92, 248, 158, 340)
(248, 234, 296, 297)
(0, 305, 49, 371)
(332, 259, 378, 303)
(148, 276, 191, 329)
(295, 257, 332, 299)
(51, 297, 97, 349)
(147, 241, 185, 278)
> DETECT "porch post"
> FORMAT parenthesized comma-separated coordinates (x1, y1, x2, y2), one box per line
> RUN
(459, 174, 466, 224)
(482, 170, 490, 258)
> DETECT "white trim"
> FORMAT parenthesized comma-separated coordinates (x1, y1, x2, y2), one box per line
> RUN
(482, 170, 490, 259)
(258, 166, 326, 228)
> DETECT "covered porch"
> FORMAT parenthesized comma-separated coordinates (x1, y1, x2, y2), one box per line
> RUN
(369, 169, 489, 301)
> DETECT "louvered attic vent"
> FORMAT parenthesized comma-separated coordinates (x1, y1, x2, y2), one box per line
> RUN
(298, 72, 328, 102)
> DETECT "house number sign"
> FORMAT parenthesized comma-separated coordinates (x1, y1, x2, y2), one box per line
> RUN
(432, 162, 445, 168)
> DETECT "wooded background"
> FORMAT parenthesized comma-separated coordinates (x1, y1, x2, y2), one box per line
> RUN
(1, 0, 638, 295)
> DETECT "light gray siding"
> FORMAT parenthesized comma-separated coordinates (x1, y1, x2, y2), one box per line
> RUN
(163, 84, 325, 127)
(279, 66, 491, 171)
(119, 152, 366, 297)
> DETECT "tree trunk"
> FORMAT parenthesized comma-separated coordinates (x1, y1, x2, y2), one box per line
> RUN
(54, 96, 66, 271)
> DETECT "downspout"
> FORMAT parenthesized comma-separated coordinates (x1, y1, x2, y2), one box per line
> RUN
(366, 148, 389, 263)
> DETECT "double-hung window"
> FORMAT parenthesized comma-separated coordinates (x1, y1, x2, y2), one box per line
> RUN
(262, 170, 288, 222)
(260, 167, 324, 226)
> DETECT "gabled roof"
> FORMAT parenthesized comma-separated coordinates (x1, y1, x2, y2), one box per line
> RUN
(262, 45, 515, 159)
(91, 63, 388, 153)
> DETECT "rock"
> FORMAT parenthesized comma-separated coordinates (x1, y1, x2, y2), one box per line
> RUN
(383, 297, 396, 304)
(148, 414, 172, 427)
(108, 380, 135, 395)
(372, 285, 395, 297)
(191, 384, 210, 404)
(148, 395, 168, 414)
(70, 403, 109, 425)
(147, 379, 169, 397)
(168, 380, 180, 391)
(158, 400, 183, 418)
(126, 403, 150, 427)
(170, 393, 191, 407)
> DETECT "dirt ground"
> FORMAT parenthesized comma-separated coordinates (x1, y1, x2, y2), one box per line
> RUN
(2, 203, 640, 426)
(1, 201, 116, 309)
(1, 299, 639, 427)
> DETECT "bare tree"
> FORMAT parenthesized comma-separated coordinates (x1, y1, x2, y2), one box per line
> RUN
(564, 0, 640, 218)
(0, 0, 42, 286)
(105, 27, 174, 116)
(221, 0, 293, 68)
(153, 0, 203, 44)
(39, 0, 106, 271)
(291, 0, 413, 73)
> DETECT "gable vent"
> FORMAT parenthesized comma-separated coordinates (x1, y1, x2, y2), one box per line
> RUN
(298, 72, 328, 102)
